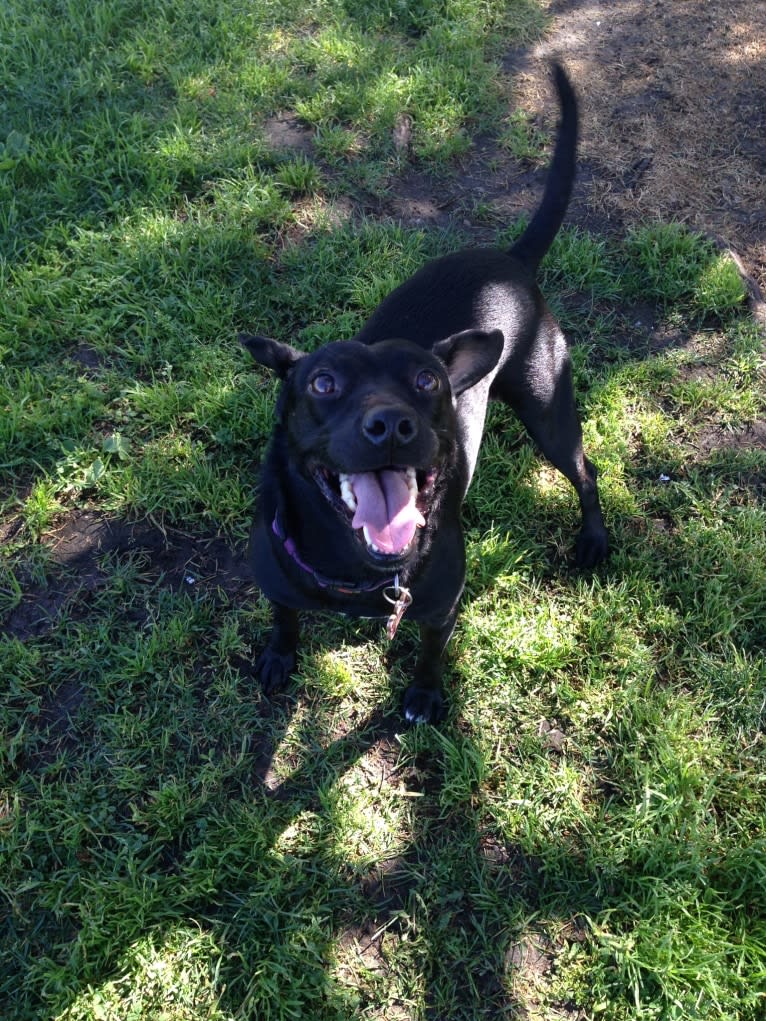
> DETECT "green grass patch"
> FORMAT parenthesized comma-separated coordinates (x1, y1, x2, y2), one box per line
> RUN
(625, 221, 747, 316)
(1, 2, 765, 1019)
(498, 108, 550, 163)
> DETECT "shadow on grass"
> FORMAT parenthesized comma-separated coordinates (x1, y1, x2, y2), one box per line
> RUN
(3, 435, 764, 1018)
(2, 198, 763, 1012)
(2, 500, 580, 1017)
(2, 2, 765, 1015)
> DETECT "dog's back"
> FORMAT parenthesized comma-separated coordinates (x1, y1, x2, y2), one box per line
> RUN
(351, 63, 579, 491)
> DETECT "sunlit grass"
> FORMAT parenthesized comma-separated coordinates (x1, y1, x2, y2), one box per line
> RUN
(1, 0, 765, 1019)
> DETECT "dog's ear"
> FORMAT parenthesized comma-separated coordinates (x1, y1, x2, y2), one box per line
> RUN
(433, 328, 504, 396)
(239, 334, 305, 379)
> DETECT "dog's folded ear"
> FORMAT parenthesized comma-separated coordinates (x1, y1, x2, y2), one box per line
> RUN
(433, 328, 504, 396)
(239, 334, 305, 379)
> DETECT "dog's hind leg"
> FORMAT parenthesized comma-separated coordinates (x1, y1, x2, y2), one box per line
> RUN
(256, 603, 300, 694)
(492, 340, 608, 568)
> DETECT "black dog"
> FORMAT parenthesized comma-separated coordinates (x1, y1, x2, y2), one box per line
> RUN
(241, 64, 608, 724)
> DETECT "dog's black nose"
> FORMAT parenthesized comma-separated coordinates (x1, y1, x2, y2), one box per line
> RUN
(362, 407, 418, 446)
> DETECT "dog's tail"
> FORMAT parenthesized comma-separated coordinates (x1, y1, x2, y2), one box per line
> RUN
(508, 62, 578, 274)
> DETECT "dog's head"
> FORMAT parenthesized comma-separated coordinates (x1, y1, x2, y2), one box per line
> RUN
(242, 329, 503, 568)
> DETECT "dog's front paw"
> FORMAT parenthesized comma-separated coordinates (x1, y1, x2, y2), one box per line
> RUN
(575, 526, 609, 569)
(256, 647, 296, 695)
(403, 684, 445, 725)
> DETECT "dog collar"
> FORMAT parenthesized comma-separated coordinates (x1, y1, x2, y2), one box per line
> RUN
(271, 512, 412, 638)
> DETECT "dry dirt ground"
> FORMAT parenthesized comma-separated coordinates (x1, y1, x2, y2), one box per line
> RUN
(6, 0, 765, 649)
(535, 0, 766, 302)
(389, 0, 766, 309)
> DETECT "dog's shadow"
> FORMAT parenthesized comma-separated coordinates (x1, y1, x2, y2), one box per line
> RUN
(211, 588, 602, 1018)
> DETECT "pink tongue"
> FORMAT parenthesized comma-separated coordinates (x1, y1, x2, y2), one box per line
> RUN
(349, 470, 424, 554)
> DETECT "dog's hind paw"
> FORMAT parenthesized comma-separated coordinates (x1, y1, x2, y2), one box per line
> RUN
(403, 685, 445, 725)
(256, 647, 297, 695)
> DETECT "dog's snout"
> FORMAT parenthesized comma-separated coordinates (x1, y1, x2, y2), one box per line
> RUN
(362, 407, 418, 446)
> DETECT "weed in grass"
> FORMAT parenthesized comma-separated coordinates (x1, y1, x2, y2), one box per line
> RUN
(499, 108, 550, 163)
(275, 154, 324, 197)
(21, 481, 66, 539)
(314, 123, 362, 164)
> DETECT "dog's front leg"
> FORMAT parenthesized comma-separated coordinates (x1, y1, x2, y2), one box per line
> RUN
(403, 611, 459, 725)
(256, 602, 300, 694)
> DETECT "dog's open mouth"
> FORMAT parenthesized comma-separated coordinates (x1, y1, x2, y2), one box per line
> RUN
(314, 466, 436, 558)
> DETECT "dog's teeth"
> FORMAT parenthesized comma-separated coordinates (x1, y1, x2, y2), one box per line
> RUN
(339, 473, 357, 511)
(362, 526, 379, 553)
(406, 467, 418, 497)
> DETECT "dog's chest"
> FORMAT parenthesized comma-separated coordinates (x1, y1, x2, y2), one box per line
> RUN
(455, 378, 493, 494)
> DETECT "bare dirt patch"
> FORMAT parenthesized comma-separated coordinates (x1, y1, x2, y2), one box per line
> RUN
(518, 0, 766, 297)
(3, 510, 252, 643)
(371, 1, 766, 313)
(263, 111, 315, 154)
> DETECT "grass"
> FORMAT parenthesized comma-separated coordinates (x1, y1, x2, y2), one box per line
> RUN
(1, 1, 765, 1019)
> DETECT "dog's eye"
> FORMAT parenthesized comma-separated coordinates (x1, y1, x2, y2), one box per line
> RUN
(415, 370, 439, 393)
(309, 372, 336, 395)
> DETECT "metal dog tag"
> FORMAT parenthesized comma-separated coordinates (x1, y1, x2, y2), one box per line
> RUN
(383, 576, 412, 640)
